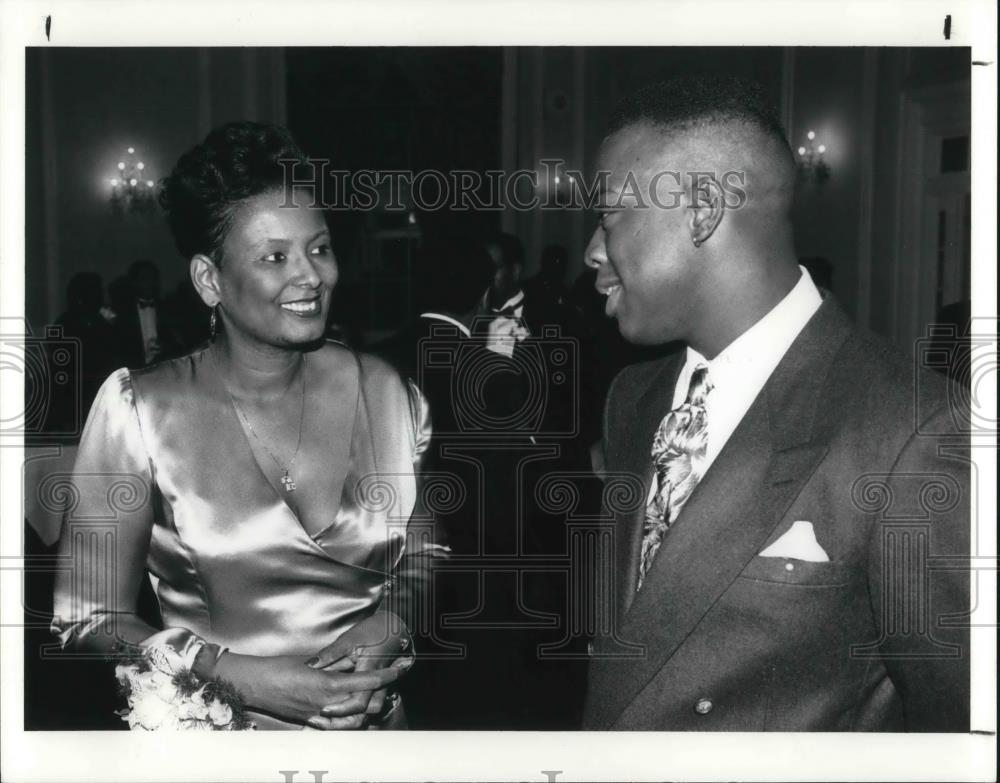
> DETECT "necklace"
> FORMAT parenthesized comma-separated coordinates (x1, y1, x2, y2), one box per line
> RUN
(225, 357, 306, 493)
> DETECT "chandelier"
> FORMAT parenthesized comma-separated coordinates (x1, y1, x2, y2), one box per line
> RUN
(109, 146, 157, 214)
(796, 130, 830, 185)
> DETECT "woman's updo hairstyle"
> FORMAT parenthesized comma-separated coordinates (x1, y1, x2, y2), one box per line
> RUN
(159, 121, 311, 266)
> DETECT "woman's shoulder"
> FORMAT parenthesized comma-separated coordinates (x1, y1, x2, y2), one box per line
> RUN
(311, 340, 405, 391)
(127, 345, 213, 397)
(94, 365, 138, 405)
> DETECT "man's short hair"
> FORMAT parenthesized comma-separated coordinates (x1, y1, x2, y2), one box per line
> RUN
(608, 74, 791, 156)
(417, 233, 494, 316)
(485, 232, 526, 269)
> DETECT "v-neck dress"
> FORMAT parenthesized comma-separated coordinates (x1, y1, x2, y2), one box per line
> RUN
(51, 341, 439, 729)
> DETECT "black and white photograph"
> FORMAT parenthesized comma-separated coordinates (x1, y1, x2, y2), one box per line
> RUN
(0, 1, 995, 781)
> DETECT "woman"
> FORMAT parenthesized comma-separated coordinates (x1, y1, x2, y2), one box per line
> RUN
(51, 122, 443, 730)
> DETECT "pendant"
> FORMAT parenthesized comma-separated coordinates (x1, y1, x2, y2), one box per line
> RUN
(281, 470, 297, 493)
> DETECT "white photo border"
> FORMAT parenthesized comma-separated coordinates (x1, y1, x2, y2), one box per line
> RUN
(1, 1, 995, 781)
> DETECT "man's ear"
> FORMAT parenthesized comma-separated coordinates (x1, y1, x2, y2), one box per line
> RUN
(687, 173, 726, 246)
(190, 254, 221, 307)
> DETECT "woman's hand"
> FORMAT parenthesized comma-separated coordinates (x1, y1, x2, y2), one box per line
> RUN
(304, 611, 414, 728)
(213, 652, 403, 728)
(307, 610, 412, 671)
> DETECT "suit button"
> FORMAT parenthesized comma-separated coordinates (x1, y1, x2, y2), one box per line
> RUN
(694, 698, 714, 715)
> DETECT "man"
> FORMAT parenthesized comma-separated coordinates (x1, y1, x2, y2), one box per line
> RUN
(112, 259, 178, 367)
(582, 76, 969, 731)
(480, 232, 533, 339)
(377, 232, 524, 453)
(376, 232, 583, 728)
(523, 244, 574, 335)
(49, 273, 121, 436)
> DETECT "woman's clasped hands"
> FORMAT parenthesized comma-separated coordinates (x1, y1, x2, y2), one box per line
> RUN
(303, 610, 414, 730)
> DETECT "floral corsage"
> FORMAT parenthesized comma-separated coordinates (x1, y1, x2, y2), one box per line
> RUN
(113, 641, 255, 730)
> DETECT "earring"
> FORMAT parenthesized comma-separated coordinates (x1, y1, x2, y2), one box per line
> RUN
(209, 304, 219, 338)
(693, 237, 702, 248)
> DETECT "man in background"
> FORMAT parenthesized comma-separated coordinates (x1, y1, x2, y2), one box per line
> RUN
(480, 232, 532, 334)
(524, 243, 575, 335)
(377, 231, 586, 728)
(112, 259, 178, 367)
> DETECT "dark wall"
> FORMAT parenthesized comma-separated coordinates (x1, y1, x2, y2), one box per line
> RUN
(286, 47, 503, 249)
(25, 48, 286, 329)
(505, 47, 785, 284)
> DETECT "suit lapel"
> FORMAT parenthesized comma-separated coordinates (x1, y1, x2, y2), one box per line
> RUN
(588, 298, 854, 728)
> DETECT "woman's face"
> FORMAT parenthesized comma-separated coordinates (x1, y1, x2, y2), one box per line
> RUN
(216, 187, 338, 349)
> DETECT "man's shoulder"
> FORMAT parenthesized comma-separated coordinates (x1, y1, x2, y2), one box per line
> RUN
(834, 323, 956, 429)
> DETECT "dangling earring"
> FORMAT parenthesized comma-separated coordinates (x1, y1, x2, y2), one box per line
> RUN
(209, 304, 220, 338)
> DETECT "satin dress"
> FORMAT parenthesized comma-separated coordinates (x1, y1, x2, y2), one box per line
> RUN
(51, 341, 441, 729)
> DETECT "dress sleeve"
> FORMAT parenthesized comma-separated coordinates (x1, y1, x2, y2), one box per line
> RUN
(50, 369, 225, 671)
(382, 380, 449, 633)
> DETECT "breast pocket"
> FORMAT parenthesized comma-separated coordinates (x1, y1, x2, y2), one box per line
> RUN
(738, 555, 853, 587)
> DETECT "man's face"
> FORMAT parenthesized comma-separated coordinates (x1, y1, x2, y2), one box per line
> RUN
(584, 125, 698, 345)
(487, 244, 521, 301)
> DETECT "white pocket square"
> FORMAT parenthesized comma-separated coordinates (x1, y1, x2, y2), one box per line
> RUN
(758, 521, 830, 562)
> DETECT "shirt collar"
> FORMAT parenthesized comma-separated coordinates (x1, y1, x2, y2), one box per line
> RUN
(679, 266, 823, 398)
(482, 288, 525, 313)
(499, 290, 525, 311)
(420, 312, 471, 338)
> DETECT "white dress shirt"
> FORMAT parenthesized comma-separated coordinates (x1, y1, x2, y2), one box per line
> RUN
(484, 288, 526, 320)
(665, 267, 823, 480)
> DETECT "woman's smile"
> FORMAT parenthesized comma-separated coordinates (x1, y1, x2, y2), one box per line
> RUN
(280, 294, 323, 317)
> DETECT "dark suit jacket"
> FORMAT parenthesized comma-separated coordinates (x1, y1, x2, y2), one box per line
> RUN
(113, 301, 179, 369)
(583, 298, 970, 731)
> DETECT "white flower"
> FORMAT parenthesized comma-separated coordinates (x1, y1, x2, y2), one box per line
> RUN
(122, 667, 155, 697)
(155, 678, 180, 704)
(208, 700, 233, 727)
(150, 668, 174, 689)
(177, 687, 209, 721)
(114, 664, 130, 685)
(128, 693, 175, 730)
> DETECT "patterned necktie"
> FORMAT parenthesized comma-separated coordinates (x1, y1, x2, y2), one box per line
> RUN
(637, 364, 713, 590)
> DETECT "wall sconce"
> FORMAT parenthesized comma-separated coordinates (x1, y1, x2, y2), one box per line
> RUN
(796, 130, 830, 184)
(109, 146, 157, 214)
